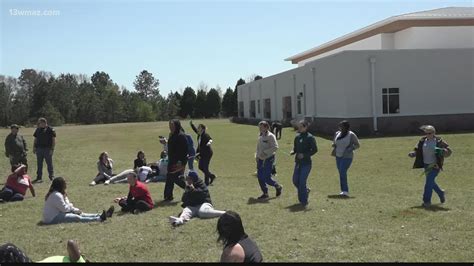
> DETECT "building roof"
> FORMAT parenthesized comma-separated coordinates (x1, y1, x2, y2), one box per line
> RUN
(285, 7, 474, 64)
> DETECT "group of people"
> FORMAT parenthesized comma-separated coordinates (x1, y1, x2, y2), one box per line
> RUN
(1, 115, 453, 262)
(254, 119, 360, 207)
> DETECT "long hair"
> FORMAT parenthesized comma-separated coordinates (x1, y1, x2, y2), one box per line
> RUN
(217, 211, 248, 248)
(137, 150, 145, 159)
(337, 120, 350, 140)
(45, 177, 67, 201)
(169, 119, 182, 135)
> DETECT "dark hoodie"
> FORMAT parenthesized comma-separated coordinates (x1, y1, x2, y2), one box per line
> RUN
(167, 120, 189, 171)
(181, 176, 212, 208)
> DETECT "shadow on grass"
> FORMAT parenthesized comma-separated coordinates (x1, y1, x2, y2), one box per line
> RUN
(154, 200, 180, 208)
(410, 204, 450, 212)
(285, 203, 308, 212)
(247, 197, 276, 204)
(327, 195, 355, 199)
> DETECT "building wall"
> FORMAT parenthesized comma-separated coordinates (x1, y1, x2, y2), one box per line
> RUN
(393, 26, 474, 49)
(297, 26, 474, 66)
(237, 48, 474, 134)
(297, 34, 383, 67)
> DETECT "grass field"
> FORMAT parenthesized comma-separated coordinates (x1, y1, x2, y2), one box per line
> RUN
(0, 119, 473, 262)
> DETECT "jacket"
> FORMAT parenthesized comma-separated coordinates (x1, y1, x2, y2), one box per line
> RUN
(412, 136, 452, 170)
(181, 177, 212, 207)
(190, 123, 213, 157)
(168, 131, 188, 171)
(256, 131, 278, 160)
(293, 132, 318, 164)
(331, 131, 360, 158)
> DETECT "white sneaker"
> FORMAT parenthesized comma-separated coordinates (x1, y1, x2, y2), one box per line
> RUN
(104, 180, 110, 185)
(168, 216, 183, 226)
(339, 191, 349, 197)
(89, 181, 96, 186)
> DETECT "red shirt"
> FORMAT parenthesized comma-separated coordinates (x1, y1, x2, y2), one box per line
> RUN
(130, 181, 154, 207)
(5, 173, 32, 196)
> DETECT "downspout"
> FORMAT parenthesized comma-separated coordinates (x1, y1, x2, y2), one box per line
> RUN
(369, 57, 378, 132)
(312, 67, 317, 117)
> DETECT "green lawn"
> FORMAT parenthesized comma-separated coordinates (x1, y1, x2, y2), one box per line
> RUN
(0, 119, 473, 262)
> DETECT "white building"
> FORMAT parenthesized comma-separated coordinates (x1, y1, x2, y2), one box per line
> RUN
(237, 7, 474, 135)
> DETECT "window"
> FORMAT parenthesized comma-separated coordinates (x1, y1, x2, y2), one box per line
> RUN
(257, 100, 261, 114)
(382, 88, 399, 114)
(239, 102, 244, 117)
(264, 99, 271, 119)
(283, 96, 292, 119)
(250, 100, 256, 118)
(297, 92, 303, 115)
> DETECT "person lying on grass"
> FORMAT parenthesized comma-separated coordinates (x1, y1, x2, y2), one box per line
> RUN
(0, 164, 35, 203)
(168, 171, 224, 227)
(42, 177, 114, 224)
(114, 172, 154, 214)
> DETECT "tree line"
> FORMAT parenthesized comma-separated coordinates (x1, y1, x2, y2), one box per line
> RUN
(0, 69, 258, 127)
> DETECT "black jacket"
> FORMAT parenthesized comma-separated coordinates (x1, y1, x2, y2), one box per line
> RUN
(168, 131, 188, 171)
(181, 177, 212, 207)
(412, 136, 451, 170)
(190, 123, 213, 157)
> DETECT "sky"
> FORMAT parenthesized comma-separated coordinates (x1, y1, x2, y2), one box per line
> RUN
(1, 0, 472, 95)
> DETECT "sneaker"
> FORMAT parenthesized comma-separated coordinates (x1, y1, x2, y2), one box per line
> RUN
(276, 185, 283, 197)
(33, 179, 43, 184)
(169, 216, 183, 227)
(163, 197, 174, 202)
(104, 180, 110, 185)
(106, 205, 115, 218)
(257, 194, 269, 200)
(339, 191, 349, 197)
(209, 174, 216, 185)
(89, 181, 96, 186)
(422, 202, 432, 208)
(99, 210, 107, 222)
(132, 209, 141, 215)
(440, 190, 446, 204)
(307, 188, 311, 194)
(49, 176, 54, 181)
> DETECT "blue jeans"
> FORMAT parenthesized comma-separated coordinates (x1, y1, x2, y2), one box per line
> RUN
(0, 187, 24, 202)
(257, 156, 279, 194)
(423, 164, 443, 204)
(48, 212, 101, 224)
(336, 157, 353, 193)
(292, 162, 312, 205)
(36, 147, 54, 180)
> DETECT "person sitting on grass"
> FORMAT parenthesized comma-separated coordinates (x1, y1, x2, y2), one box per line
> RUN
(134, 150, 147, 169)
(146, 151, 168, 183)
(0, 164, 35, 203)
(90, 152, 114, 186)
(217, 211, 263, 263)
(168, 171, 225, 227)
(43, 177, 114, 224)
(114, 172, 154, 214)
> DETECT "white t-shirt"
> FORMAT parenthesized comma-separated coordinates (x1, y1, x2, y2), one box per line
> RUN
(137, 166, 152, 182)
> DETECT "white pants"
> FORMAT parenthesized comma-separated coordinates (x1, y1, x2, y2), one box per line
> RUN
(109, 169, 134, 184)
(179, 203, 225, 222)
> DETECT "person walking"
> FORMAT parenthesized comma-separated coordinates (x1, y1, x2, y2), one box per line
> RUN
(163, 119, 187, 201)
(255, 121, 282, 200)
(4, 124, 28, 173)
(190, 120, 216, 186)
(290, 120, 317, 207)
(32, 118, 56, 183)
(331, 120, 360, 197)
(408, 125, 452, 207)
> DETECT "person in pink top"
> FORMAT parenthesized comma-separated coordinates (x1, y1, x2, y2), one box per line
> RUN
(0, 164, 35, 202)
